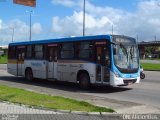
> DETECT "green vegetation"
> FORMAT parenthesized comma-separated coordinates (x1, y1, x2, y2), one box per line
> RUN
(0, 55, 7, 64)
(0, 85, 114, 112)
(141, 63, 160, 71)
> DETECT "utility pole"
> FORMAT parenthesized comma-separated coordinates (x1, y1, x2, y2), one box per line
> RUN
(26, 10, 33, 41)
(11, 28, 14, 42)
(83, 0, 86, 36)
(155, 35, 157, 41)
(112, 24, 113, 35)
(136, 34, 138, 43)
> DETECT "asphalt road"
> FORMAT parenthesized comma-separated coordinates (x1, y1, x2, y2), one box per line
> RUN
(0, 64, 160, 113)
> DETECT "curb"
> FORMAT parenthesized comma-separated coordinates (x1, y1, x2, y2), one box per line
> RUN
(144, 70, 160, 71)
(0, 101, 115, 116)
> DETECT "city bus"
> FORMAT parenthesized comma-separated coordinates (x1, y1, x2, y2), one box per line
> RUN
(7, 35, 140, 89)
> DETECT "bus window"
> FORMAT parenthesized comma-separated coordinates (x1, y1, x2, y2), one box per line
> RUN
(48, 46, 58, 62)
(49, 47, 54, 61)
(60, 43, 74, 59)
(8, 46, 16, 59)
(77, 41, 94, 60)
(17, 46, 26, 61)
(34, 45, 44, 59)
(104, 45, 110, 67)
(96, 46, 102, 64)
(26, 45, 32, 59)
(95, 41, 110, 66)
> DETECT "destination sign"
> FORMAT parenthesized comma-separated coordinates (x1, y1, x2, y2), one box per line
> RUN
(113, 37, 136, 44)
(17, 46, 25, 48)
(48, 44, 58, 47)
(95, 41, 106, 45)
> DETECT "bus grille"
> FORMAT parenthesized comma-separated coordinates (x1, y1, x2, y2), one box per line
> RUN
(123, 79, 137, 84)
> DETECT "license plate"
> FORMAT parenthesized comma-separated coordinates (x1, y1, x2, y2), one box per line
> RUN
(128, 81, 133, 85)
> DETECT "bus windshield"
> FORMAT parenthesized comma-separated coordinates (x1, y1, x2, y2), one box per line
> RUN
(113, 36, 139, 73)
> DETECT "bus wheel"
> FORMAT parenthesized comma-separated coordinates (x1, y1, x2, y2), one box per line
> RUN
(79, 73, 90, 89)
(25, 69, 34, 81)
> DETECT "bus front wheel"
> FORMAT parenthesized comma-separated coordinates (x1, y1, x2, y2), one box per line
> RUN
(25, 68, 34, 81)
(79, 73, 90, 89)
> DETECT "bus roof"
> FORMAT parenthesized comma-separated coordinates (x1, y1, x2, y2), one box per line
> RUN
(9, 35, 112, 46)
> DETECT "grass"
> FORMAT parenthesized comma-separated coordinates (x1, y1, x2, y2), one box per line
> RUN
(141, 63, 160, 71)
(0, 84, 114, 112)
(0, 55, 7, 64)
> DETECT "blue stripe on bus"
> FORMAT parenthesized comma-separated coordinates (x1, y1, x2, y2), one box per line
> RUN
(9, 35, 111, 46)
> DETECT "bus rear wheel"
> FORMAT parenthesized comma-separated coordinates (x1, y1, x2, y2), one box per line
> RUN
(79, 73, 90, 89)
(25, 68, 34, 81)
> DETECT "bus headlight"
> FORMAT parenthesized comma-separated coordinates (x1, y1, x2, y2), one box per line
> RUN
(114, 71, 120, 78)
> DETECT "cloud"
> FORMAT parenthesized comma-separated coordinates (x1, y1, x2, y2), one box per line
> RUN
(52, 11, 115, 37)
(32, 23, 42, 34)
(0, 19, 2, 30)
(51, 0, 77, 7)
(51, 0, 160, 41)
(0, 19, 42, 45)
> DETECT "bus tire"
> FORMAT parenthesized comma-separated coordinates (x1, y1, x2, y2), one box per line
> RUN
(140, 72, 145, 79)
(79, 73, 90, 89)
(25, 68, 34, 81)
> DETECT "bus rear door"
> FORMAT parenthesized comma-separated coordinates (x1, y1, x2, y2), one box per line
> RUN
(47, 44, 58, 79)
(17, 46, 25, 76)
(95, 41, 110, 83)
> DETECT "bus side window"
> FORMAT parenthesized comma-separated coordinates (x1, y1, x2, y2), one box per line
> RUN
(104, 42, 110, 67)
(34, 45, 44, 59)
(96, 46, 102, 64)
(22, 52, 25, 60)
(104, 47, 110, 67)
(60, 43, 74, 59)
(48, 46, 58, 62)
(8, 46, 16, 59)
(49, 47, 53, 62)
(54, 49, 57, 62)
(77, 41, 94, 61)
(26, 45, 32, 59)
(18, 53, 21, 60)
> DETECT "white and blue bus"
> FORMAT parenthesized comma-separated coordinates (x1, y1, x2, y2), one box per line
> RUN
(7, 35, 140, 89)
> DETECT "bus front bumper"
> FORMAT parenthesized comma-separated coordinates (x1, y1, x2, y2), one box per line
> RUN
(110, 71, 140, 86)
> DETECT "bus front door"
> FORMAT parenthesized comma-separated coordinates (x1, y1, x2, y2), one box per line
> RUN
(47, 46, 58, 79)
(17, 46, 25, 76)
(96, 43, 110, 83)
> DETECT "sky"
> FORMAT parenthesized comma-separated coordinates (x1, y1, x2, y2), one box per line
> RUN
(0, 0, 160, 45)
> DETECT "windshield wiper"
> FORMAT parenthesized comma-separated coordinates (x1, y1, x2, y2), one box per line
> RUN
(120, 43, 128, 62)
(130, 46, 134, 60)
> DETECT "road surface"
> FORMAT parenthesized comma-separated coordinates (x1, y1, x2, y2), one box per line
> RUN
(0, 64, 160, 113)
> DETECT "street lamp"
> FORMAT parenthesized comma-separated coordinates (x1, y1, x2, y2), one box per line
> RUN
(83, 0, 85, 36)
(26, 10, 33, 41)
